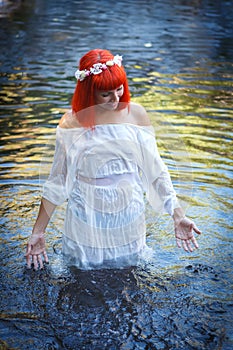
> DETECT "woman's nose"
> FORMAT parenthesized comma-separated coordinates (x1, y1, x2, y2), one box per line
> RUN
(111, 91, 119, 102)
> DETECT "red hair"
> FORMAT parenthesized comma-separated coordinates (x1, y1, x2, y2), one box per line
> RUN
(72, 49, 130, 127)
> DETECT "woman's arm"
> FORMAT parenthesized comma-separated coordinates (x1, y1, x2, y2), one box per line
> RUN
(26, 117, 69, 270)
(136, 107, 202, 252)
(25, 198, 57, 270)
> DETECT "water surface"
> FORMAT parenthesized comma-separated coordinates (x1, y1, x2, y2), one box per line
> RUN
(0, 0, 232, 349)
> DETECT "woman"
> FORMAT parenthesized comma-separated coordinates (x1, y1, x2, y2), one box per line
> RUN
(26, 49, 201, 270)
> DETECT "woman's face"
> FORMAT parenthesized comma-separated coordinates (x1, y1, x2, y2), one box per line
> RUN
(95, 85, 124, 110)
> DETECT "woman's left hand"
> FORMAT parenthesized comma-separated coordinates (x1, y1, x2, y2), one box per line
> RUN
(174, 216, 202, 252)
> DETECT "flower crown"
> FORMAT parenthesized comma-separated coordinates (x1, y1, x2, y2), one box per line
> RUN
(75, 55, 123, 82)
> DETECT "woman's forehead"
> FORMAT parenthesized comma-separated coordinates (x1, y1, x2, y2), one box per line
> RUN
(96, 84, 123, 93)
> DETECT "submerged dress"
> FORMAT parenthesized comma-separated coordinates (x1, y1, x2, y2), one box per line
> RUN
(42, 123, 180, 269)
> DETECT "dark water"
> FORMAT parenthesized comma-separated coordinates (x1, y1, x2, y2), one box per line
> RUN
(0, 0, 233, 349)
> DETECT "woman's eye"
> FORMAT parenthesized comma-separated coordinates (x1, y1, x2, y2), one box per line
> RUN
(101, 93, 109, 97)
(117, 86, 123, 91)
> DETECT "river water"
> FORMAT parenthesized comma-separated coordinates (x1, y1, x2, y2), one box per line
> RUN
(0, 0, 232, 349)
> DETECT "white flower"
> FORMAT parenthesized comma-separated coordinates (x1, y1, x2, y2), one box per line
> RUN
(91, 63, 108, 75)
(75, 69, 88, 81)
(106, 60, 114, 67)
(113, 55, 123, 67)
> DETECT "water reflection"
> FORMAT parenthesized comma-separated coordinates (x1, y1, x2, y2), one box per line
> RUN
(0, 0, 233, 348)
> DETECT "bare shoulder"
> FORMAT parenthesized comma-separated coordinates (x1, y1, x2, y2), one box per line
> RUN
(129, 102, 151, 126)
(59, 110, 81, 129)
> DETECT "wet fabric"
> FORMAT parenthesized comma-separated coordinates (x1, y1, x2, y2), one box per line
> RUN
(42, 123, 180, 269)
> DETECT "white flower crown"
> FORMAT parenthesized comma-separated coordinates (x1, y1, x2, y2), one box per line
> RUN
(74, 55, 123, 82)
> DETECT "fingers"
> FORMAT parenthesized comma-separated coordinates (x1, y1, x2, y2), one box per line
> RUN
(191, 236, 199, 249)
(25, 243, 32, 257)
(26, 251, 32, 269)
(193, 224, 202, 235)
(43, 250, 49, 264)
(176, 238, 192, 252)
(25, 236, 49, 270)
(176, 237, 182, 249)
(26, 243, 33, 268)
(37, 255, 44, 269)
(33, 255, 38, 270)
(184, 239, 193, 252)
(175, 220, 201, 252)
(26, 251, 49, 270)
(176, 236, 198, 252)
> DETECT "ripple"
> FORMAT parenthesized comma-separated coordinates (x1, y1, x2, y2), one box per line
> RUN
(0, 0, 233, 349)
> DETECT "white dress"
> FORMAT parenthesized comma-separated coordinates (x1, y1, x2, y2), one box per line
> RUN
(42, 123, 180, 269)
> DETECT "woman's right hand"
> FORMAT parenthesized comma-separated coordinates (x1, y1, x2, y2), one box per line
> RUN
(25, 233, 49, 270)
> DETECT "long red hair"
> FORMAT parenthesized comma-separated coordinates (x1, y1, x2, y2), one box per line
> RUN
(72, 49, 130, 127)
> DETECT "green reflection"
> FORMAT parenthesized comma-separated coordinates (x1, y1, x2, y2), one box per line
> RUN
(133, 68, 233, 189)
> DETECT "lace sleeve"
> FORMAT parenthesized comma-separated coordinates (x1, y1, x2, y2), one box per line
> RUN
(138, 127, 180, 215)
(148, 167, 180, 216)
(42, 128, 68, 205)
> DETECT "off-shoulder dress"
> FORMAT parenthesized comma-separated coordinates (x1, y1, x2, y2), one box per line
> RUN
(42, 123, 179, 269)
